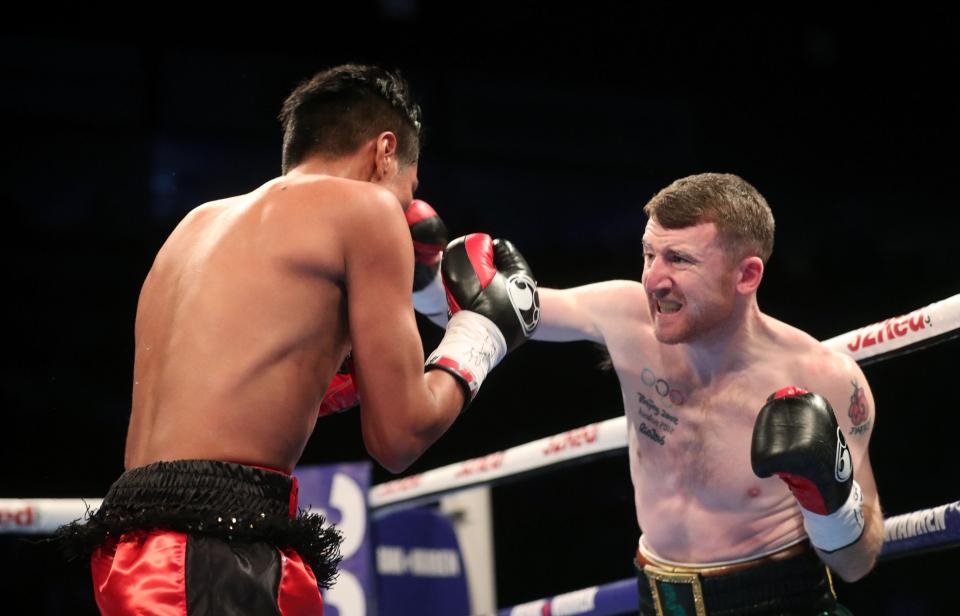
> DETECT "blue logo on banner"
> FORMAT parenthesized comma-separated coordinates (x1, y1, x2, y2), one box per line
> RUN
(374, 507, 470, 616)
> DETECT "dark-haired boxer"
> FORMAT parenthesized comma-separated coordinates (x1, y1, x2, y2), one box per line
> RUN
(56, 64, 538, 616)
(529, 173, 882, 615)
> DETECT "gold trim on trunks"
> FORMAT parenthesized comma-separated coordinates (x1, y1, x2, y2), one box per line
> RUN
(644, 563, 707, 616)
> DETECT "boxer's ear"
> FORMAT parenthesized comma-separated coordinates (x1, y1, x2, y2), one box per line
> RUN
(735, 256, 763, 295)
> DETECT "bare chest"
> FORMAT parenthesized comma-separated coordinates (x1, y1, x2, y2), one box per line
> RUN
(615, 357, 781, 495)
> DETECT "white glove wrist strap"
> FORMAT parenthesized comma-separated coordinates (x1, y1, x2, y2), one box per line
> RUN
(425, 311, 507, 401)
(801, 480, 865, 553)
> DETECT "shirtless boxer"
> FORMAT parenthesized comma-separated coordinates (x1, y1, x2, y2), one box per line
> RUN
(56, 65, 539, 616)
(531, 173, 883, 614)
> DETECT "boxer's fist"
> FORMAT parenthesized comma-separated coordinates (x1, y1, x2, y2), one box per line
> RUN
(752, 387, 864, 552)
(425, 234, 540, 407)
(440, 234, 540, 351)
(405, 199, 448, 321)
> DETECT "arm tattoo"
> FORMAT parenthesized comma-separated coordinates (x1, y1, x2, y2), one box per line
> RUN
(848, 380, 873, 436)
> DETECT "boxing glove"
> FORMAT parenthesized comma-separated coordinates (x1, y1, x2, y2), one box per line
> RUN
(752, 386, 864, 552)
(405, 199, 448, 323)
(318, 355, 359, 417)
(425, 234, 540, 408)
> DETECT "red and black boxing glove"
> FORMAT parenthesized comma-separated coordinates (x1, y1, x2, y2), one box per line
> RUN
(405, 199, 448, 324)
(751, 386, 864, 552)
(425, 234, 540, 409)
(318, 355, 359, 417)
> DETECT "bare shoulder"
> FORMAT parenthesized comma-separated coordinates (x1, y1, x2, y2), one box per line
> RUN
(256, 175, 406, 272)
(268, 175, 401, 226)
(775, 321, 875, 438)
(582, 280, 650, 320)
(771, 321, 861, 387)
(586, 280, 654, 343)
(153, 198, 232, 261)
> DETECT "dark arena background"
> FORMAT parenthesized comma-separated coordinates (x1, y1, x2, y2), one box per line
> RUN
(2, 9, 958, 615)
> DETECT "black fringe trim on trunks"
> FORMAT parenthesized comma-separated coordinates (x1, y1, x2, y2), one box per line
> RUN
(53, 460, 343, 589)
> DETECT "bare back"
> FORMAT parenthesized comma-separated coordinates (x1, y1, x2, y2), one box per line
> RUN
(126, 176, 357, 473)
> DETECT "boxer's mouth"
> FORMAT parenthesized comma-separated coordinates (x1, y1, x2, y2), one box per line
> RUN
(657, 299, 683, 314)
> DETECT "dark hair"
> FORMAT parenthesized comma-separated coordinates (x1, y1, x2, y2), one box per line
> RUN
(643, 173, 775, 263)
(279, 64, 422, 174)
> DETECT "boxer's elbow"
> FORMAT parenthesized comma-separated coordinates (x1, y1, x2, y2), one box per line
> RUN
(831, 553, 878, 583)
(362, 417, 431, 474)
(371, 448, 416, 474)
(361, 389, 456, 473)
(363, 430, 419, 474)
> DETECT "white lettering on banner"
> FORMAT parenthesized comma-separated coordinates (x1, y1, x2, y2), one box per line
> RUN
(376, 546, 462, 577)
(885, 503, 956, 542)
(331, 473, 367, 559)
(552, 587, 599, 615)
(324, 570, 365, 616)
(323, 473, 368, 616)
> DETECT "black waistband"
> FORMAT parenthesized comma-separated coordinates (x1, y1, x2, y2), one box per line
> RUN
(54, 460, 342, 589)
(636, 543, 837, 616)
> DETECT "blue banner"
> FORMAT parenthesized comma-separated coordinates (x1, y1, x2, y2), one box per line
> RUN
(295, 463, 374, 616)
(375, 507, 470, 616)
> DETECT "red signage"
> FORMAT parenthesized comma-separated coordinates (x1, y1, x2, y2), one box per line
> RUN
(542, 424, 599, 456)
(847, 313, 930, 352)
(0, 505, 35, 528)
(454, 452, 505, 478)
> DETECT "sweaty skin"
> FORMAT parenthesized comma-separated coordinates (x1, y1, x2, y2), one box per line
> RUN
(534, 220, 882, 581)
(126, 153, 464, 475)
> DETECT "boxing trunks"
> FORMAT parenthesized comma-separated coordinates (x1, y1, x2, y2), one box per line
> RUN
(635, 539, 851, 615)
(55, 460, 342, 616)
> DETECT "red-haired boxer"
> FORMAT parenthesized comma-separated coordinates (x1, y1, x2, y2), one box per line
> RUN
(524, 174, 882, 614)
(56, 65, 538, 616)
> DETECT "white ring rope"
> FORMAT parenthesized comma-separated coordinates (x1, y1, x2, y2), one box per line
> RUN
(377, 292, 960, 507)
(2, 293, 957, 534)
(820, 294, 960, 365)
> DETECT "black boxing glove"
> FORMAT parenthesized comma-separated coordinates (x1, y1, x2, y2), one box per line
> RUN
(405, 199, 448, 325)
(751, 386, 864, 552)
(425, 234, 540, 408)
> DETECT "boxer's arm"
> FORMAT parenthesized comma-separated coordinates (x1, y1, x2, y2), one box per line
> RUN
(534, 280, 645, 343)
(343, 187, 465, 473)
(815, 358, 883, 582)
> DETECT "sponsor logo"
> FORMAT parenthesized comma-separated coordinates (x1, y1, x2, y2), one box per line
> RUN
(0, 505, 35, 528)
(846, 312, 932, 352)
(834, 428, 852, 483)
(454, 452, 505, 478)
(885, 503, 958, 542)
(375, 475, 423, 496)
(377, 546, 462, 577)
(506, 273, 540, 335)
(542, 425, 599, 456)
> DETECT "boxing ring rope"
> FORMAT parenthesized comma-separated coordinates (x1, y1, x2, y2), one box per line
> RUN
(2, 293, 958, 613)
